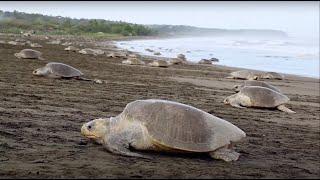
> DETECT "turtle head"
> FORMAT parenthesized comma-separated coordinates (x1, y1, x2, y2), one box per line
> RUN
(32, 67, 48, 76)
(81, 118, 112, 144)
(232, 85, 242, 92)
(223, 94, 237, 105)
(248, 75, 259, 80)
(223, 97, 230, 105)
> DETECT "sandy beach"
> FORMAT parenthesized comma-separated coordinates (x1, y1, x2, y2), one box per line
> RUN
(0, 34, 319, 178)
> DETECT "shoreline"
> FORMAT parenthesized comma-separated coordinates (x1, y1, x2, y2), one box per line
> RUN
(111, 38, 319, 81)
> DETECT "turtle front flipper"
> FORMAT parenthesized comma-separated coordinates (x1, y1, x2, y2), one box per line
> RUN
(209, 145, 240, 162)
(230, 101, 246, 109)
(277, 104, 296, 113)
(103, 133, 153, 160)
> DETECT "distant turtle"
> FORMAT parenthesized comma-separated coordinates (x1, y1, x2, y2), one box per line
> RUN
(198, 59, 213, 65)
(62, 42, 72, 46)
(8, 41, 25, 46)
(15, 38, 26, 42)
(30, 43, 43, 48)
(33, 62, 103, 84)
(79, 48, 104, 56)
(128, 54, 141, 58)
(153, 52, 161, 56)
(209, 57, 219, 62)
(233, 80, 282, 93)
(259, 72, 284, 80)
(145, 48, 154, 53)
(64, 46, 80, 52)
(106, 52, 127, 58)
(14, 49, 44, 60)
(149, 60, 170, 68)
(46, 40, 61, 45)
(81, 99, 246, 162)
(177, 54, 186, 60)
(122, 58, 145, 65)
(226, 70, 259, 80)
(170, 58, 186, 65)
(224, 86, 295, 113)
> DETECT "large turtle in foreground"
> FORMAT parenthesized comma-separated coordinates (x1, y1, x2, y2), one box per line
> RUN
(14, 49, 44, 60)
(81, 99, 246, 162)
(224, 86, 295, 113)
(33, 62, 103, 84)
(233, 80, 282, 93)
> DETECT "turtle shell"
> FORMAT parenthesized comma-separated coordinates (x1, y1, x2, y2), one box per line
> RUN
(46, 62, 83, 77)
(119, 99, 246, 152)
(19, 49, 41, 59)
(239, 86, 289, 108)
(231, 70, 255, 79)
(243, 80, 282, 93)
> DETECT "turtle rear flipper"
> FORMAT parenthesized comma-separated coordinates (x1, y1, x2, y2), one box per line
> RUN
(277, 105, 296, 113)
(209, 146, 240, 162)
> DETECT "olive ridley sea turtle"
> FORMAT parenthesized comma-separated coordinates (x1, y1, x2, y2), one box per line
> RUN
(122, 58, 145, 65)
(14, 49, 44, 60)
(226, 70, 259, 80)
(81, 99, 246, 162)
(224, 86, 295, 113)
(33, 62, 103, 84)
(259, 72, 284, 80)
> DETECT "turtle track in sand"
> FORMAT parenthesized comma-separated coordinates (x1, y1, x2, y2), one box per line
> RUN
(0, 38, 319, 178)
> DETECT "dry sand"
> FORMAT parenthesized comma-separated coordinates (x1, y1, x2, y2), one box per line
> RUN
(0, 34, 319, 178)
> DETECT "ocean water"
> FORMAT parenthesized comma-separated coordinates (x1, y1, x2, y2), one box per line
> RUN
(116, 36, 320, 78)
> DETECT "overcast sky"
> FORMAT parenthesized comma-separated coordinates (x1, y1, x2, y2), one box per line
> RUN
(0, 1, 319, 38)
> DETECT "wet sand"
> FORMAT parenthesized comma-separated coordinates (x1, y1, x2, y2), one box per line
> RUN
(0, 34, 319, 178)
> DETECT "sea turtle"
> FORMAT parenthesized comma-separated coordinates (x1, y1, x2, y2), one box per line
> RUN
(81, 99, 246, 162)
(148, 60, 170, 68)
(145, 48, 154, 53)
(122, 58, 145, 65)
(198, 59, 213, 65)
(64, 46, 80, 52)
(177, 54, 186, 60)
(170, 58, 186, 65)
(14, 49, 44, 60)
(8, 41, 26, 46)
(209, 57, 219, 62)
(259, 72, 284, 80)
(33, 62, 103, 84)
(106, 52, 127, 58)
(224, 86, 295, 113)
(46, 40, 61, 45)
(226, 70, 259, 80)
(30, 43, 43, 48)
(153, 52, 161, 56)
(128, 54, 141, 59)
(79, 48, 105, 56)
(62, 42, 73, 46)
(233, 80, 282, 93)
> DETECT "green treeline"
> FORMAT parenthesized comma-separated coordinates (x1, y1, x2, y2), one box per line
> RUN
(0, 10, 158, 36)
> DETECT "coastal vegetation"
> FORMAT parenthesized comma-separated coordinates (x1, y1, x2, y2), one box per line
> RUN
(0, 10, 158, 37)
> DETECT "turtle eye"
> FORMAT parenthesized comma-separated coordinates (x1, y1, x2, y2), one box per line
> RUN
(88, 125, 92, 130)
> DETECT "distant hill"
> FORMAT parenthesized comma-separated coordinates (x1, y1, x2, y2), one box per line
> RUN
(0, 10, 288, 38)
(147, 24, 288, 37)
